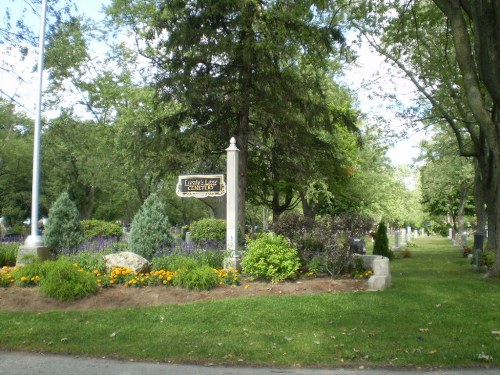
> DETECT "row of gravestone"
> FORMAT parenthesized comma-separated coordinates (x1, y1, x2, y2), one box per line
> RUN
(392, 227, 425, 250)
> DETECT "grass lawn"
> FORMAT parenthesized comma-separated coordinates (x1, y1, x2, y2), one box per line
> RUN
(0, 236, 499, 368)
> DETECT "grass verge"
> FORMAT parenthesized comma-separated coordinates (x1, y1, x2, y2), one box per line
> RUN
(0, 236, 499, 368)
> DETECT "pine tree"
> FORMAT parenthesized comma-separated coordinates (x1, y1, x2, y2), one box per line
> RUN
(373, 221, 393, 260)
(44, 191, 84, 254)
(129, 193, 173, 260)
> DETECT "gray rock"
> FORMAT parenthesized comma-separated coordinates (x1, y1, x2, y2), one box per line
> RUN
(104, 251, 150, 274)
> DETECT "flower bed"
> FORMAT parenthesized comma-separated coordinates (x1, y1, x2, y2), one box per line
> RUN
(1, 264, 240, 292)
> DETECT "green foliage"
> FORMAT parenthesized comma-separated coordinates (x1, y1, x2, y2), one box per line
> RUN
(0, 243, 18, 267)
(129, 193, 173, 260)
(81, 220, 123, 239)
(152, 248, 225, 271)
(273, 213, 374, 277)
(306, 255, 324, 275)
(39, 260, 99, 301)
(373, 222, 393, 259)
(12, 261, 51, 286)
(61, 251, 107, 274)
(242, 233, 300, 282)
(151, 254, 199, 272)
(189, 218, 226, 243)
(172, 265, 220, 291)
(44, 191, 84, 255)
(483, 251, 496, 269)
(0, 101, 35, 224)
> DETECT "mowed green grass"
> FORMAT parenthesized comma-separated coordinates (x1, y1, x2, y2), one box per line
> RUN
(0, 236, 498, 368)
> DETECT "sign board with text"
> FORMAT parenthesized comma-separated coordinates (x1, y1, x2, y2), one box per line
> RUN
(176, 174, 226, 198)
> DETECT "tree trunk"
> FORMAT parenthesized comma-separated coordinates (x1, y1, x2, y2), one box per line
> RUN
(432, 0, 500, 275)
(199, 196, 226, 219)
(482, 152, 500, 275)
(457, 182, 467, 239)
(300, 191, 316, 222)
(473, 160, 487, 236)
(80, 185, 95, 219)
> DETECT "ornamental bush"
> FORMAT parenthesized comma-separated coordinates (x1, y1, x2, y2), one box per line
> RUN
(189, 218, 226, 243)
(0, 243, 18, 267)
(39, 259, 99, 301)
(242, 233, 301, 282)
(373, 222, 394, 260)
(173, 265, 220, 291)
(129, 193, 173, 260)
(44, 192, 84, 255)
(81, 219, 123, 240)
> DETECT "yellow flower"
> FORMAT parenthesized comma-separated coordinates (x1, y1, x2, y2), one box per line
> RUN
(20, 276, 28, 282)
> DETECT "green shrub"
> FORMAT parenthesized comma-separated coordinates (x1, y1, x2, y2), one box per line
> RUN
(12, 260, 51, 286)
(189, 218, 226, 243)
(373, 222, 394, 260)
(61, 250, 107, 273)
(129, 193, 173, 260)
(151, 254, 199, 271)
(44, 192, 84, 255)
(0, 243, 18, 267)
(193, 249, 225, 269)
(173, 265, 220, 291)
(81, 219, 123, 240)
(242, 233, 301, 282)
(39, 260, 98, 301)
(483, 251, 496, 268)
(306, 255, 324, 275)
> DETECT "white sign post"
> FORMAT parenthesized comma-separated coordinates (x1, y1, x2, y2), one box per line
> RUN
(225, 137, 240, 270)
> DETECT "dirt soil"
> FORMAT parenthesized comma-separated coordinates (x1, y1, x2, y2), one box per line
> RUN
(0, 278, 367, 313)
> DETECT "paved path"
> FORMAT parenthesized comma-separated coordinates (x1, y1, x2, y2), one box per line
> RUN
(1, 351, 499, 375)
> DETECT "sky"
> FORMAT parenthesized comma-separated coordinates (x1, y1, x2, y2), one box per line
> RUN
(0, 0, 427, 167)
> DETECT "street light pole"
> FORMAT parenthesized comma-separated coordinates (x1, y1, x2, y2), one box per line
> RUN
(17, 0, 51, 265)
(24, 0, 48, 247)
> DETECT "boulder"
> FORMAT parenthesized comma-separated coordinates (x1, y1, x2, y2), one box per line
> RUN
(104, 251, 151, 274)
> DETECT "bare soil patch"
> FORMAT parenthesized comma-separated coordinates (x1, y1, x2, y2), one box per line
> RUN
(0, 278, 367, 313)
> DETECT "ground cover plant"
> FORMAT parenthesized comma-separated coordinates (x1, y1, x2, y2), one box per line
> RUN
(0, 236, 498, 368)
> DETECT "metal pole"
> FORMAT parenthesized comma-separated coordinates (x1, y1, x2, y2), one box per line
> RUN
(25, 0, 48, 247)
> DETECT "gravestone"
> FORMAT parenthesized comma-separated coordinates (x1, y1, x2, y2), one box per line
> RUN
(400, 230, 407, 247)
(393, 231, 400, 250)
(461, 232, 468, 247)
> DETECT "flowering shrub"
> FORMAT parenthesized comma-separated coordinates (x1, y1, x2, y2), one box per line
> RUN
(0, 266, 17, 287)
(2, 262, 240, 293)
(354, 269, 373, 279)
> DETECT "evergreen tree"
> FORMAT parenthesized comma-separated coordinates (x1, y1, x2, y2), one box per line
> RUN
(373, 222, 393, 260)
(129, 193, 172, 260)
(44, 191, 84, 255)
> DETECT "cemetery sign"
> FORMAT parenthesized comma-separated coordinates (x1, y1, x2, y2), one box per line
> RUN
(176, 174, 226, 198)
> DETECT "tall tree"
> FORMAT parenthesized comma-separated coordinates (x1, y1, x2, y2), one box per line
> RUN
(0, 100, 34, 224)
(352, 1, 500, 275)
(106, 0, 351, 230)
(419, 131, 475, 236)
